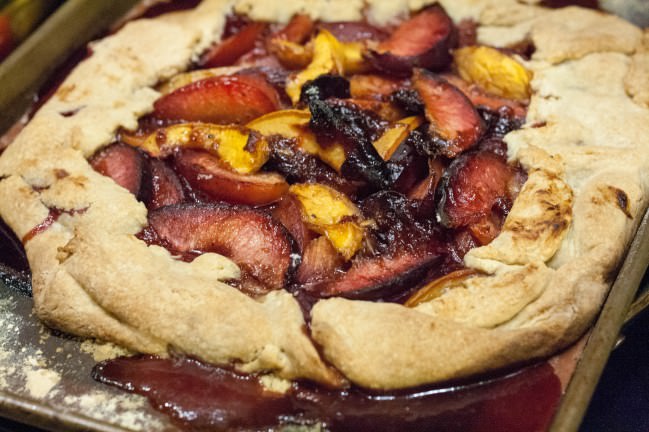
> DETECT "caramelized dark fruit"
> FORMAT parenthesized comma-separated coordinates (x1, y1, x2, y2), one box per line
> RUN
(152, 74, 281, 124)
(89, 143, 144, 196)
(141, 158, 185, 210)
(174, 149, 289, 206)
(299, 74, 351, 105)
(437, 151, 515, 229)
(309, 99, 391, 188)
(316, 251, 441, 300)
(266, 137, 360, 197)
(368, 4, 457, 74)
(412, 69, 485, 157)
(145, 203, 294, 292)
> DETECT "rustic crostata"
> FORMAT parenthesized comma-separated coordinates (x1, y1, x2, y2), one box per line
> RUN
(0, 0, 647, 401)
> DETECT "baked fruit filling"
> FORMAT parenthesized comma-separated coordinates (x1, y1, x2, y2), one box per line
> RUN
(90, 5, 530, 306)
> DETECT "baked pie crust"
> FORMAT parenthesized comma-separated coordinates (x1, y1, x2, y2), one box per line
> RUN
(0, 0, 647, 390)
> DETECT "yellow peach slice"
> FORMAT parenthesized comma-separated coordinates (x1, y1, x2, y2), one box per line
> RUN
(372, 116, 423, 160)
(247, 109, 346, 171)
(289, 183, 364, 259)
(453, 46, 532, 101)
(285, 30, 369, 104)
(139, 124, 269, 174)
(404, 268, 478, 307)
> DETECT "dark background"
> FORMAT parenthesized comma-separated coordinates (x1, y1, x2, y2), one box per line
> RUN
(579, 309, 649, 432)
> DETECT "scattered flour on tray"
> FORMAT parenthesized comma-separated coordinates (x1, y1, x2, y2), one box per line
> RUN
(0, 291, 171, 431)
(80, 339, 132, 362)
(61, 391, 166, 431)
(24, 368, 60, 399)
(0, 296, 61, 398)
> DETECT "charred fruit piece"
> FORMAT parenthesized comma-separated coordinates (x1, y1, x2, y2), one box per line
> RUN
(367, 4, 456, 75)
(247, 109, 346, 171)
(412, 69, 484, 157)
(146, 203, 293, 291)
(437, 151, 514, 229)
(361, 191, 438, 255)
(454, 46, 532, 101)
(289, 183, 364, 260)
(296, 236, 345, 284)
(478, 106, 525, 140)
(271, 194, 314, 253)
(285, 30, 368, 103)
(328, 97, 404, 123)
(174, 150, 288, 206)
(266, 138, 359, 196)
(138, 123, 269, 175)
(389, 88, 424, 116)
(199, 22, 267, 68)
(407, 157, 445, 214)
(314, 251, 440, 300)
(153, 74, 280, 124)
(349, 74, 404, 101)
(309, 99, 391, 189)
(382, 129, 429, 193)
(299, 74, 350, 105)
(89, 143, 144, 196)
(143, 159, 185, 210)
(373, 116, 423, 160)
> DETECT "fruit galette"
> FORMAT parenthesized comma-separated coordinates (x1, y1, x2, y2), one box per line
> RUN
(0, 0, 648, 393)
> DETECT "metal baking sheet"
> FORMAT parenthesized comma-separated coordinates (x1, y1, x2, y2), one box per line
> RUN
(0, 283, 176, 432)
(0, 1, 648, 431)
(0, 0, 137, 136)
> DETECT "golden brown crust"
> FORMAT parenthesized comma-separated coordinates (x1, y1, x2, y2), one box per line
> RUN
(0, 0, 647, 390)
